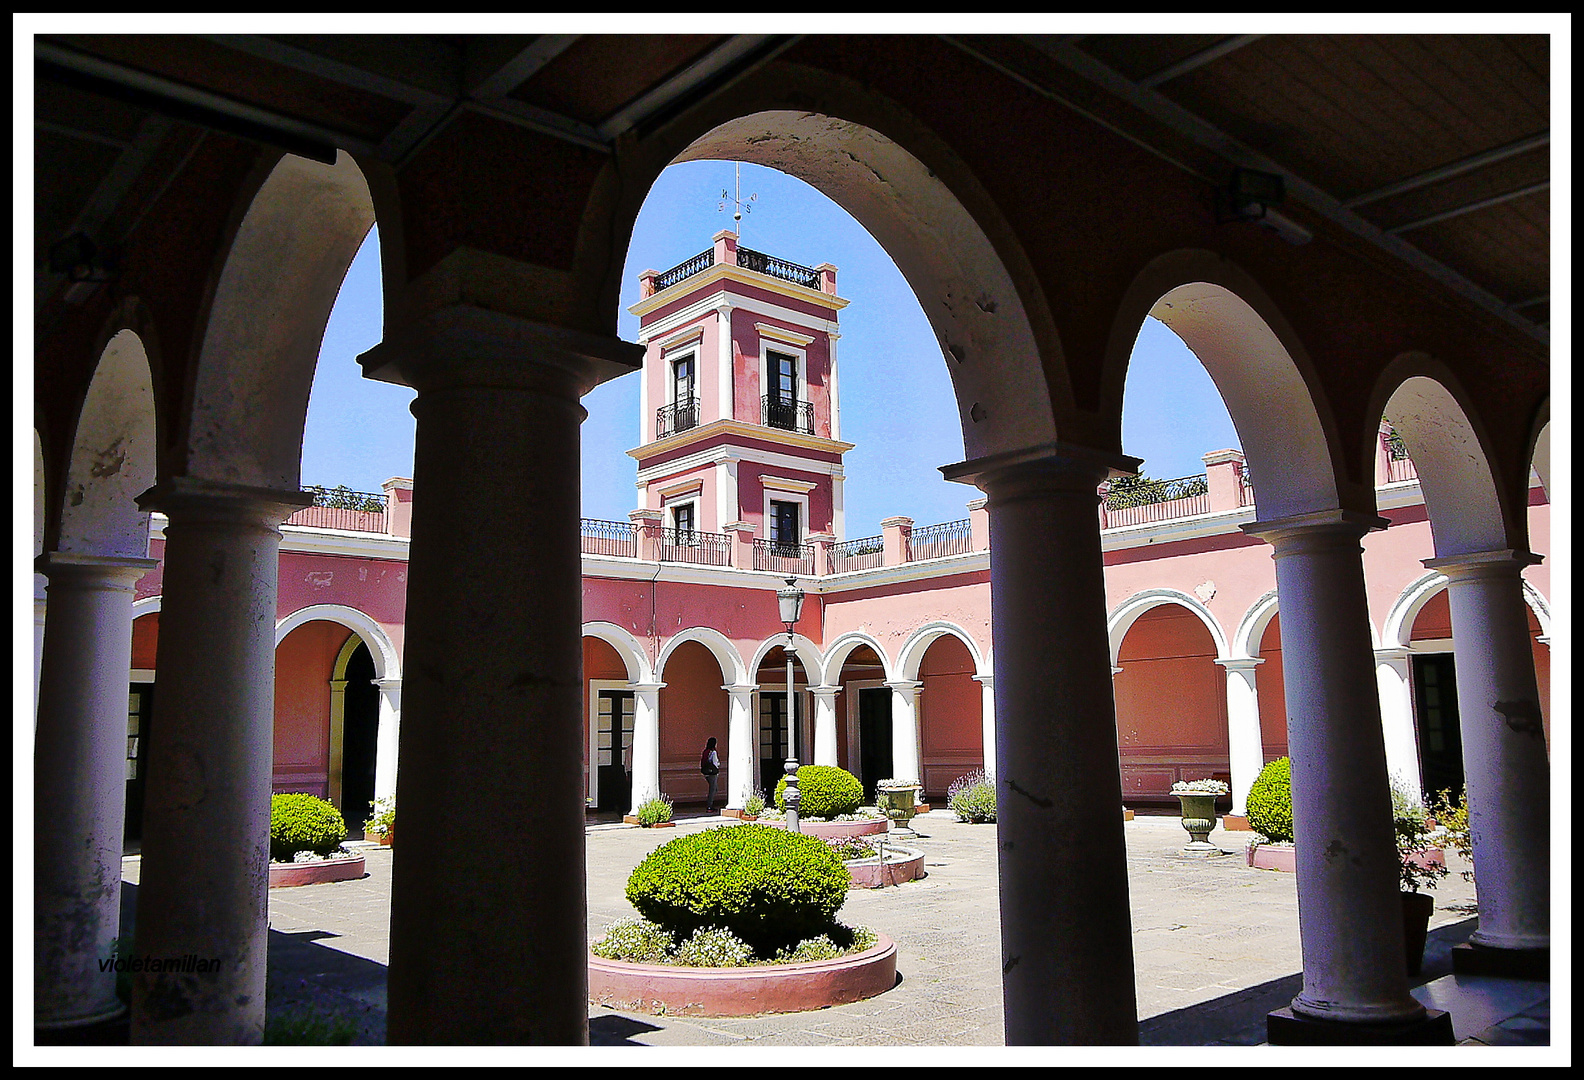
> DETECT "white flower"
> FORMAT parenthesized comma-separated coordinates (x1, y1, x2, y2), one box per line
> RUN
(1171, 778, 1229, 795)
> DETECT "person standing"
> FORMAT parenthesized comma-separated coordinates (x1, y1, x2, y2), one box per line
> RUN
(700, 737, 721, 814)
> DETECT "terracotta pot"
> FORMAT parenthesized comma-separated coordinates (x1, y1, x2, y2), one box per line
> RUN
(1402, 891, 1435, 975)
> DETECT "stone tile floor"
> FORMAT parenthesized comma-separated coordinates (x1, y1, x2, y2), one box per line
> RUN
(103, 810, 1557, 1061)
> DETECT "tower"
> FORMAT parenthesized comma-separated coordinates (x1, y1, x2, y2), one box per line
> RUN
(628, 229, 853, 557)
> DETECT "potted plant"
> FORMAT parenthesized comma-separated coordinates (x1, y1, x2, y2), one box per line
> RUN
(875, 778, 921, 829)
(635, 794, 674, 828)
(1171, 778, 1229, 854)
(1393, 780, 1449, 975)
(741, 791, 766, 822)
(363, 795, 395, 846)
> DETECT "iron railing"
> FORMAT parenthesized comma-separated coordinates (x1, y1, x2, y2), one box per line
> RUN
(753, 538, 814, 575)
(288, 487, 387, 533)
(1101, 474, 1210, 528)
(655, 526, 732, 567)
(581, 518, 637, 558)
(908, 519, 974, 562)
(737, 247, 822, 290)
(652, 248, 714, 292)
(656, 397, 700, 438)
(829, 535, 884, 574)
(761, 394, 814, 435)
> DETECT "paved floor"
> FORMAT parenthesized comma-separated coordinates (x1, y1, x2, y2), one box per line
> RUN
(112, 810, 1553, 1056)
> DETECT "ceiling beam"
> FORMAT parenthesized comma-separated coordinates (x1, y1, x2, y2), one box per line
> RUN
(466, 36, 580, 99)
(1139, 35, 1263, 89)
(597, 35, 795, 140)
(1344, 131, 1549, 209)
(1386, 180, 1550, 235)
(35, 119, 130, 151)
(201, 35, 456, 107)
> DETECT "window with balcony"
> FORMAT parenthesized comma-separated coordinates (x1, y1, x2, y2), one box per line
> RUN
(762, 349, 813, 433)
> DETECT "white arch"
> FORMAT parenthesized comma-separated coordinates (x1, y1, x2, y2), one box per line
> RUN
(747, 632, 824, 684)
(1231, 590, 1281, 661)
(1522, 581, 1550, 638)
(895, 621, 989, 682)
(582, 621, 654, 684)
(1107, 588, 1231, 666)
(59, 329, 156, 559)
(654, 626, 746, 686)
(274, 604, 400, 682)
(1384, 572, 1552, 649)
(819, 630, 895, 686)
(131, 596, 162, 620)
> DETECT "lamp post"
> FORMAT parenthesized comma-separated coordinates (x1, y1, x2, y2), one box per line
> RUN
(777, 577, 806, 832)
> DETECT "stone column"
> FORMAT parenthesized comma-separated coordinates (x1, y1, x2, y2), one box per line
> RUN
(884, 680, 921, 783)
(811, 686, 842, 766)
(1423, 550, 1549, 970)
(373, 677, 402, 803)
(629, 682, 665, 813)
(359, 305, 640, 1045)
(130, 478, 309, 1045)
(1373, 649, 1423, 802)
(34, 552, 159, 1031)
(1215, 658, 1265, 816)
(942, 446, 1139, 1045)
(973, 673, 996, 779)
(724, 685, 757, 808)
(1243, 511, 1442, 1040)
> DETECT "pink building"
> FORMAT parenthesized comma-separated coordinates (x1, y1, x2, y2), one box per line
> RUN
(123, 237, 1551, 839)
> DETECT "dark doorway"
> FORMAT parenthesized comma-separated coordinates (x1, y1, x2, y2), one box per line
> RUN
(341, 643, 379, 835)
(1412, 653, 1463, 800)
(124, 683, 154, 846)
(759, 691, 802, 795)
(857, 687, 893, 802)
(596, 690, 636, 812)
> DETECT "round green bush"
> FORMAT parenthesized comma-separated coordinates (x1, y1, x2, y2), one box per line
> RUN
(626, 825, 850, 956)
(772, 765, 863, 818)
(270, 793, 347, 860)
(1246, 757, 1293, 843)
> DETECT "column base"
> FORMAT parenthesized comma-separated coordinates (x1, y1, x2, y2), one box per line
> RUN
(1452, 942, 1549, 981)
(1267, 1006, 1454, 1045)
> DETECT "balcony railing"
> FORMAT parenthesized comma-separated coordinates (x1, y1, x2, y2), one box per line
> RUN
(754, 538, 814, 575)
(1385, 455, 1419, 483)
(656, 397, 700, 439)
(829, 535, 884, 574)
(581, 518, 637, 558)
(288, 487, 387, 533)
(908, 519, 973, 562)
(738, 247, 822, 290)
(761, 394, 814, 435)
(653, 248, 714, 293)
(1100, 474, 1211, 528)
(654, 526, 732, 567)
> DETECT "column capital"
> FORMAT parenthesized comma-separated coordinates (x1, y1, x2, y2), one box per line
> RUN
(1241, 508, 1390, 551)
(374, 677, 403, 693)
(810, 684, 842, 699)
(35, 551, 160, 583)
(630, 681, 667, 694)
(884, 679, 922, 693)
(941, 441, 1141, 499)
(358, 304, 642, 398)
(1423, 548, 1542, 580)
(136, 477, 312, 524)
(1373, 647, 1414, 665)
(971, 673, 994, 687)
(1214, 656, 1266, 672)
(721, 683, 757, 698)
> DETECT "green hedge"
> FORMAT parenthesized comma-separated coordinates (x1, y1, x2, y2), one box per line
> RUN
(626, 825, 850, 956)
(1246, 757, 1293, 843)
(270, 793, 347, 860)
(772, 765, 863, 818)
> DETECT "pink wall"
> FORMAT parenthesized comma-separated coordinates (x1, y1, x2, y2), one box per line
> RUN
(822, 571, 993, 681)
(583, 636, 629, 800)
(131, 613, 158, 669)
(917, 634, 983, 798)
(1257, 616, 1288, 760)
(276, 551, 407, 664)
(273, 620, 352, 798)
(737, 462, 832, 536)
(657, 641, 730, 805)
(1114, 605, 1229, 801)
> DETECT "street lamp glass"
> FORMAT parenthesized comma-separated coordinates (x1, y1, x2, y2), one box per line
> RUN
(777, 576, 805, 628)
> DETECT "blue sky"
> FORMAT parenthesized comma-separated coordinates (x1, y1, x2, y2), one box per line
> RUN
(301, 161, 1241, 535)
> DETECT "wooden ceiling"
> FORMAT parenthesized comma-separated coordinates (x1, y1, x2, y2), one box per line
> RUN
(34, 34, 1550, 335)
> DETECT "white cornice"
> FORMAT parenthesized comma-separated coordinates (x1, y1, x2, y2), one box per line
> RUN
(761, 476, 819, 494)
(636, 439, 848, 485)
(629, 417, 854, 463)
(630, 263, 848, 319)
(755, 321, 815, 347)
(637, 287, 841, 345)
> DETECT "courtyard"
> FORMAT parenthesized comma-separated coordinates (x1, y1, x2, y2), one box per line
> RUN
(112, 810, 1547, 1052)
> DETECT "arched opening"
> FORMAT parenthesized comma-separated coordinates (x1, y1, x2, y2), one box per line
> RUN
(914, 633, 985, 803)
(824, 639, 891, 800)
(1256, 615, 1289, 763)
(583, 635, 636, 814)
(273, 620, 355, 801)
(334, 639, 380, 835)
(752, 637, 820, 797)
(656, 640, 730, 812)
(1113, 603, 1230, 810)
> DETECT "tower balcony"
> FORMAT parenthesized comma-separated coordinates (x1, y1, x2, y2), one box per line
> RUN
(761, 394, 814, 435)
(656, 397, 700, 439)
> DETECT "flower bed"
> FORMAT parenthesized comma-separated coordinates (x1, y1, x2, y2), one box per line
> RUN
(843, 845, 925, 889)
(589, 933, 897, 1017)
(268, 853, 366, 888)
(1246, 842, 1444, 874)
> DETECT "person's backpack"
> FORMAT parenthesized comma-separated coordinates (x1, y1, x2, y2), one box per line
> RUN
(700, 748, 718, 776)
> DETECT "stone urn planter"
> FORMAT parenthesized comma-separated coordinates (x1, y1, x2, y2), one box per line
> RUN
(876, 784, 921, 831)
(269, 853, 366, 888)
(1402, 891, 1435, 975)
(1171, 783, 1228, 856)
(589, 934, 897, 1017)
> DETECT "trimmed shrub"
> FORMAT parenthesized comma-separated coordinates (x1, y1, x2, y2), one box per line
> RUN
(772, 765, 863, 818)
(626, 825, 850, 956)
(947, 770, 997, 823)
(270, 793, 346, 861)
(1246, 757, 1293, 843)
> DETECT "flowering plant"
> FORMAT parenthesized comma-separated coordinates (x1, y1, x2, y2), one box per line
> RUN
(1170, 778, 1229, 795)
(876, 778, 920, 790)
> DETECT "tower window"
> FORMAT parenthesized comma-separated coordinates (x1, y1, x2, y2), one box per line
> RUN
(770, 499, 801, 550)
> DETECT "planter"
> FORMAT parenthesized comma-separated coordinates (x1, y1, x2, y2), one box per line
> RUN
(589, 934, 897, 1017)
(622, 816, 676, 827)
(876, 786, 921, 830)
(844, 845, 925, 889)
(774, 817, 890, 840)
(268, 854, 366, 888)
(1174, 792, 1221, 855)
(1247, 842, 1296, 872)
(366, 828, 393, 847)
(1402, 891, 1434, 975)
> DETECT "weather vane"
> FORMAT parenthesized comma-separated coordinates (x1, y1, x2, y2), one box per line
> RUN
(718, 162, 757, 233)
